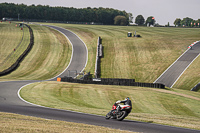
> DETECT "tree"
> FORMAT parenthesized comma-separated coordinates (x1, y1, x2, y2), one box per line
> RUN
(174, 18, 181, 26)
(181, 17, 193, 27)
(167, 22, 170, 27)
(135, 15, 145, 25)
(0, 3, 130, 25)
(197, 19, 200, 27)
(114, 15, 128, 25)
(128, 13, 133, 23)
(145, 16, 155, 26)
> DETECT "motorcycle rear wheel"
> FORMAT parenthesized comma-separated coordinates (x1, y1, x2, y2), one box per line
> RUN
(116, 111, 127, 121)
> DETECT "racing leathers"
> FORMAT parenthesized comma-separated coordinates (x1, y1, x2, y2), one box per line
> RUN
(117, 99, 132, 114)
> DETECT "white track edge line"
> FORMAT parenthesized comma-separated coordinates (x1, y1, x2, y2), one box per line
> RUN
(15, 24, 96, 117)
(17, 82, 104, 118)
(45, 25, 88, 80)
(153, 48, 189, 83)
(154, 41, 199, 83)
(170, 53, 200, 88)
(17, 83, 200, 132)
(44, 25, 74, 80)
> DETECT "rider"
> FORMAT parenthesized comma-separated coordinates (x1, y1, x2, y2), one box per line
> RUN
(116, 97, 132, 115)
(107, 97, 132, 119)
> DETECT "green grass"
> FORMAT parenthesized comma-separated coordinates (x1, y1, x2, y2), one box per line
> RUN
(173, 55, 200, 90)
(20, 81, 200, 130)
(1, 22, 199, 89)
(0, 22, 29, 71)
(1, 23, 200, 131)
(0, 24, 72, 80)
(42, 23, 200, 90)
(0, 112, 134, 133)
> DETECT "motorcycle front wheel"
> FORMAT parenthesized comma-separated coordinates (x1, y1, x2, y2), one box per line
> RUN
(105, 112, 111, 119)
(116, 111, 127, 121)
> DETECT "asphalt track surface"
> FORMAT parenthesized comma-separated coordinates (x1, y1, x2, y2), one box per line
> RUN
(0, 25, 199, 133)
(45, 25, 88, 79)
(154, 41, 200, 88)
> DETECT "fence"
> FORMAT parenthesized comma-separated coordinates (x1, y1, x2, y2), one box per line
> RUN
(61, 77, 165, 89)
(0, 24, 34, 76)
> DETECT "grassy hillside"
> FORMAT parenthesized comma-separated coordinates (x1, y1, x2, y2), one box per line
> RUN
(0, 23, 72, 80)
(20, 81, 200, 130)
(1, 22, 199, 89)
(1, 23, 200, 131)
(47, 23, 200, 90)
(0, 22, 29, 71)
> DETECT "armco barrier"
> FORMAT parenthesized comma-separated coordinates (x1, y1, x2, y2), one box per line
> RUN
(61, 77, 165, 89)
(94, 37, 102, 78)
(0, 24, 34, 76)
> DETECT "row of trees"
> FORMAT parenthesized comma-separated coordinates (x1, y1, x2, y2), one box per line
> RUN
(135, 14, 200, 27)
(174, 17, 200, 27)
(135, 15, 155, 26)
(0, 3, 131, 25)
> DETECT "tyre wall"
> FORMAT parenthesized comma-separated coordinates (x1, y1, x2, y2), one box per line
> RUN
(61, 77, 165, 89)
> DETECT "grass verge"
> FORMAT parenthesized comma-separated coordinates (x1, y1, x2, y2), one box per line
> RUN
(0, 112, 134, 133)
(0, 24, 72, 80)
(20, 81, 200, 130)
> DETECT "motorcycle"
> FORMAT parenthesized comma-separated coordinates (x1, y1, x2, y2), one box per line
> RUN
(105, 101, 131, 121)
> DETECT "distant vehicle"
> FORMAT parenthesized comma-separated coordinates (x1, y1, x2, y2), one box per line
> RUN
(2, 17, 13, 21)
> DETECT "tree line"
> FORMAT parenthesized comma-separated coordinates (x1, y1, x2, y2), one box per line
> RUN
(174, 17, 200, 27)
(0, 3, 131, 25)
(135, 14, 200, 27)
(135, 15, 155, 26)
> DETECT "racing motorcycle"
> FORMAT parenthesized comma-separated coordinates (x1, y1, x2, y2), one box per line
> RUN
(105, 101, 131, 121)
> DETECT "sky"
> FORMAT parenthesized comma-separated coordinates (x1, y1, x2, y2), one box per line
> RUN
(1, 0, 200, 25)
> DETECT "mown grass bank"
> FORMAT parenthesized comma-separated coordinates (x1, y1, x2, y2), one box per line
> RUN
(45, 23, 200, 90)
(20, 81, 200, 130)
(0, 112, 134, 133)
(0, 24, 72, 80)
(0, 22, 29, 72)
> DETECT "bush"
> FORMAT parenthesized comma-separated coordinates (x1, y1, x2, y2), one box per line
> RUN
(114, 15, 128, 26)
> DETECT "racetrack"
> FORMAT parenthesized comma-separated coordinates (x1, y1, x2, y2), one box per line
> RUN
(154, 41, 200, 88)
(0, 25, 199, 133)
(44, 25, 88, 79)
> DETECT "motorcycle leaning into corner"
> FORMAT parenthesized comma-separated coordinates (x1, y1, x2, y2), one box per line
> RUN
(105, 99, 132, 121)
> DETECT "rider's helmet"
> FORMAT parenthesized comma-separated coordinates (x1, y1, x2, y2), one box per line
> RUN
(125, 97, 130, 100)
